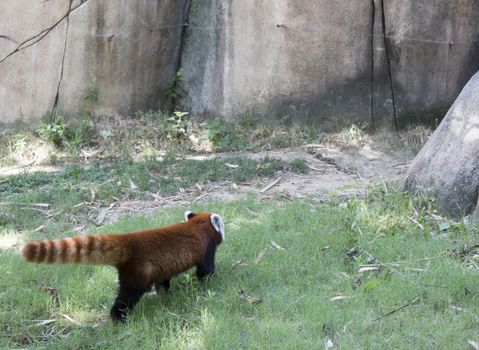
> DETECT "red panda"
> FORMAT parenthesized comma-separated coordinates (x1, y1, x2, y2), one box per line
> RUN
(22, 211, 225, 322)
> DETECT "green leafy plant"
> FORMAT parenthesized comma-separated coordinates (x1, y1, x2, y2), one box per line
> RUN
(339, 123, 369, 148)
(163, 111, 190, 141)
(36, 118, 69, 147)
(238, 113, 258, 129)
(84, 74, 99, 103)
(66, 119, 95, 153)
(164, 69, 183, 105)
(207, 118, 249, 151)
(288, 158, 309, 173)
(36, 117, 94, 152)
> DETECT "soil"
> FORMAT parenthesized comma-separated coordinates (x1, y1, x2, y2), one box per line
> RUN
(0, 140, 416, 225)
(100, 142, 415, 223)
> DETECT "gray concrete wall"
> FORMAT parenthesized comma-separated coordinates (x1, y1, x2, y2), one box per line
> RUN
(0, 0, 186, 127)
(1, 0, 478, 128)
(179, 0, 479, 129)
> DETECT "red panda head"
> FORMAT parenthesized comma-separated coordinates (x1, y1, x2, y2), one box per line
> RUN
(185, 211, 225, 243)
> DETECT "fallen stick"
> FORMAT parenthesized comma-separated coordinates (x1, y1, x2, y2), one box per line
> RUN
(260, 176, 282, 193)
(0, 202, 50, 208)
(306, 164, 325, 172)
(373, 297, 419, 321)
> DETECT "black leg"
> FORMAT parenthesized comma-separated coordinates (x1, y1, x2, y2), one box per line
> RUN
(155, 279, 170, 294)
(110, 286, 147, 322)
(196, 239, 217, 280)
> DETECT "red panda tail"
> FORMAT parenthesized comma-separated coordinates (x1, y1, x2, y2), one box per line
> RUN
(22, 234, 130, 266)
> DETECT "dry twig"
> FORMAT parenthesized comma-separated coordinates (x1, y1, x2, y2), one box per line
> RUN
(373, 297, 419, 321)
(260, 176, 282, 193)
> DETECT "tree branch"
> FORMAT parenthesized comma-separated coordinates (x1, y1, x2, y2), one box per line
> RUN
(0, 0, 90, 65)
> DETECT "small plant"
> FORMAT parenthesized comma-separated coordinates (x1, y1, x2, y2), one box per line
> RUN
(36, 116, 94, 152)
(270, 132, 294, 148)
(339, 123, 369, 149)
(402, 125, 432, 154)
(207, 119, 234, 145)
(134, 109, 162, 119)
(257, 157, 284, 177)
(238, 113, 258, 129)
(66, 119, 95, 153)
(163, 111, 190, 141)
(207, 118, 249, 151)
(288, 158, 309, 174)
(84, 74, 99, 103)
(36, 118, 68, 147)
(164, 69, 183, 105)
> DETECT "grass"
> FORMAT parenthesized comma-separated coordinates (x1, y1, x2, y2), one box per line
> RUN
(0, 114, 362, 166)
(1, 183, 478, 348)
(0, 155, 291, 232)
(1, 112, 431, 170)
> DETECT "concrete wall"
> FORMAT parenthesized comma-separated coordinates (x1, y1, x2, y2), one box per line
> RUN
(0, 0, 186, 127)
(1, 0, 478, 128)
(179, 0, 479, 129)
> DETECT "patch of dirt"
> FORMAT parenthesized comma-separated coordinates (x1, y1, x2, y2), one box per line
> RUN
(192, 144, 413, 202)
(0, 137, 416, 225)
(98, 143, 415, 224)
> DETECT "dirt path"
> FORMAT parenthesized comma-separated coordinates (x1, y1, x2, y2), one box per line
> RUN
(98, 143, 415, 223)
(195, 144, 413, 201)
(0, 140, 416, 224)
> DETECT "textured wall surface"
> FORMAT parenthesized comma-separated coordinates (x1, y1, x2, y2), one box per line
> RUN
(179, 0, 479, 129)
(0, 0, 186, 126)
(404, 71, 479, 218)
(1, 0, 478, 128)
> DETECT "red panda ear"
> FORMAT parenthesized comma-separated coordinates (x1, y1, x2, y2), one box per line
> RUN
(184, 211, 196, 221)
(210, 213, 225, 242)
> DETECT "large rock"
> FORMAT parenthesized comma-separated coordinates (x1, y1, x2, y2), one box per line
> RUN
(179, 0, 479, 128)
(0, 0, 186, 127)
(403, 71, 479, 218)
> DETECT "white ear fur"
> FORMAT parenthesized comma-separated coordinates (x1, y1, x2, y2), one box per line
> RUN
(184, 211, 193, 221)
(210, 213, 225, 242)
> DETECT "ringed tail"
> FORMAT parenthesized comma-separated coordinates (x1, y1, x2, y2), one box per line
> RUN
(22, 234, 129, 266)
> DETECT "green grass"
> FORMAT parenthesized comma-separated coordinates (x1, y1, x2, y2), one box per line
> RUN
(1, 187, 478, 349)
(0, 156, 288, 232)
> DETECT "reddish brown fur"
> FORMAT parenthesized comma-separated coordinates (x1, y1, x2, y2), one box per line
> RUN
(22, 211, 224, 321)
(22, 212, 222, 278)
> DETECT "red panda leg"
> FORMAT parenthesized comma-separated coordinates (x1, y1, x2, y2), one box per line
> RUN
(196, 240, 217, 279)
(154, 279, 170, 294)
(110, 286, 149, 322)
(111, 269, 151, 322)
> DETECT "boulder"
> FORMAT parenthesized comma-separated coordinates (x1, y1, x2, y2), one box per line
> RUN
(403, 71, 479, 218)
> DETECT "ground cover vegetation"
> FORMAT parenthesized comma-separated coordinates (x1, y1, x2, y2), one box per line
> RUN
(0, 179, 478, 348)
(2, 112, 474, 349)
(0, 110, 430, 166)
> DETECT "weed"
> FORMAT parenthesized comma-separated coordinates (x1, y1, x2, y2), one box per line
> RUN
(36, 118, 69, 147)
(402, 125, 432, 154)
(84, 74, 99, 103)
(164, 69, 183, 103)
(338, 123, 369, 148)
(36, 117, 94, 153)
(288, 158, 309, 174)
(207, 119, 250, 151)
(133, 110, 190, 143)
(163, 111, 190, 141)
(238, 113, 258, 129)
(66, 119, 95, 153)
